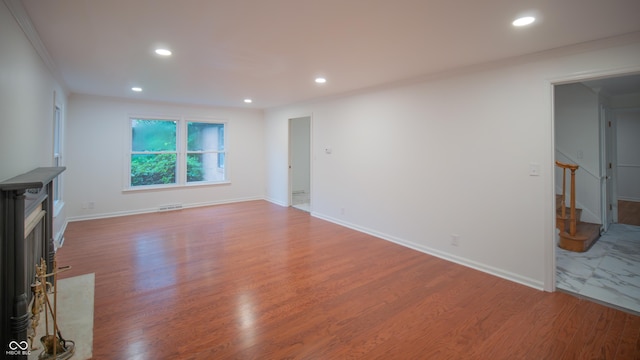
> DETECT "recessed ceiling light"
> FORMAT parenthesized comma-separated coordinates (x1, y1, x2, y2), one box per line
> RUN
(155, 48, 172, 56)
(315, 77, 327, 84)
(244, 99, 253, 103)
(512, 16, 535, 27)
(131, 87, 142, 92)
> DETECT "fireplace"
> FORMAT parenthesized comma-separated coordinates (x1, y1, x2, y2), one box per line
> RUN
(1, 167, 65, 357)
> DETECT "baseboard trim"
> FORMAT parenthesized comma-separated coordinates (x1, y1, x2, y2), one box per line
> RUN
(264, 197, 288, 207)
(311, 211, 545, 291)
(66, 196, 264, 222)
(54, 219, 68, 249)
(65, 199, 544, 290)
(618, 197, 640, 202)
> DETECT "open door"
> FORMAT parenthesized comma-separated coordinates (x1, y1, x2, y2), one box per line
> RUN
(289, 116, 311, 212)
(601, 105, 615, 231)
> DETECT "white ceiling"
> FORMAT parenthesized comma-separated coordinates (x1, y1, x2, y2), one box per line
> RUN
(19, 0, 640, 109)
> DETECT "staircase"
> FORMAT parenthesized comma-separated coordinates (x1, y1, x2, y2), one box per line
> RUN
(556, 161, 601, 252)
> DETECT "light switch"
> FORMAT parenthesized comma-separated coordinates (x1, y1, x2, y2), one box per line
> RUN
(529, 163, 540, 176)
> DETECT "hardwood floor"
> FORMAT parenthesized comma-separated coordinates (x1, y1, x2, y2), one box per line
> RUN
(619, 200, 640, 226)
(58, 200, 640, 359)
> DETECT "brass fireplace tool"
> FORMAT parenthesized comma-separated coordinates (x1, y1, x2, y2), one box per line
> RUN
(29, 258, 75, 359)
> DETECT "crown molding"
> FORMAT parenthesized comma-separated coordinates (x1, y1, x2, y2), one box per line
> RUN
(4, 0, 66, 89)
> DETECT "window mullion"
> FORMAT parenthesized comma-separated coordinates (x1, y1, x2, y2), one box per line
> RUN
(177, 118, 186, 185)
(128, 117, 226, 188)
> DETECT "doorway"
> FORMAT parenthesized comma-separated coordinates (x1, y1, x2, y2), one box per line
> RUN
(289, 116, 311, 212)
(553, 73, 640, 313)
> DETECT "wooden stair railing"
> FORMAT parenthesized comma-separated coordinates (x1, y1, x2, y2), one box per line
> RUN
(556, 160, 579, 236)
(555, 160, 601, 252)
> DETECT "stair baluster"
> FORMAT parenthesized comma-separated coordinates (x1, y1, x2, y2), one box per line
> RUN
(555, 161, 579, 237)
(556, 161, 601, 252)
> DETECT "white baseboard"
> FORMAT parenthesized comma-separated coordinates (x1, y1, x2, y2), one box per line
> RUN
(265, 197, 288, 207)
(54, 220, 68, 250)
(63, 198, 545, 291)
(311, 211, 545, 291)
(66, 196, 264, 222)
(618, 196, 640, 202)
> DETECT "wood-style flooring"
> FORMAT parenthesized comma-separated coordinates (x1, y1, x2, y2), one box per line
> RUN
(58, 200, 640, 359)
(619, 200, 640, 226)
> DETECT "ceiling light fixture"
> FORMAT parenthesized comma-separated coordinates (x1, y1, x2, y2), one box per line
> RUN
(512, 16, 535, 27)
(155, 48, 172, 56)
(315, 77, 327, 84)
(131, 87, 142, 92)
(244, 99, 253, 103)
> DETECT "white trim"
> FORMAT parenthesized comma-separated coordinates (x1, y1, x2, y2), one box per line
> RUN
(3, 0, 67, 92)
(287, 114, 313, 210)
(126, 116, 228, 189)
(66, 196, 263, 222)
(265, 197, 288, 207)
(122, 181, 231, 193)
(618, 196, 640, 202)
(545, 83, 557, 292)
(547, 64, 640, 292)
(311, 211, 545, 291)
(53, 200, 65, 217)
(54, 219, 68, 250)
(4, 0, 56, 71)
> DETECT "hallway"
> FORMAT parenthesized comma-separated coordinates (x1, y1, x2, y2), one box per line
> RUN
(556, 223, 640, 314)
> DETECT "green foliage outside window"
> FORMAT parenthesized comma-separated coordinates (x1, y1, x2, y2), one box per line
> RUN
(130, 119, 223, 187)
(131, 153, 177, 186)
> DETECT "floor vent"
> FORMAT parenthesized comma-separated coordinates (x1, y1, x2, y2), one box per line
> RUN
(158, 203, 183, 212)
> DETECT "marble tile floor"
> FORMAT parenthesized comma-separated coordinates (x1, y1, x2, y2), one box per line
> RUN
(556, 223, 640, 315)
(292, 191, 310, 212)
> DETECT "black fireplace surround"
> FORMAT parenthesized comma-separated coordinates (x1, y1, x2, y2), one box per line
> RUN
(1, 167, 65, 357)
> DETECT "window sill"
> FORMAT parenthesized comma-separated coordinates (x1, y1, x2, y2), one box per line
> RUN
(122, 181, 231, 193)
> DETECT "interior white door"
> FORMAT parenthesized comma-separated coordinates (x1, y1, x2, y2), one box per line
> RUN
(601, 105, 615, 231)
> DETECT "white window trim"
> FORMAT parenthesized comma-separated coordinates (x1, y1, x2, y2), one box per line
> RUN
(124, 115, 230, 191)
(53, 94, 64, 215)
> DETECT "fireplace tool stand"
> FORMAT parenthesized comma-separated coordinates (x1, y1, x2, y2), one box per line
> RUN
(29, 257, 75, 360)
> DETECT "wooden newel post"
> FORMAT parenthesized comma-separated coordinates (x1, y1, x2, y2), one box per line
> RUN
(569, 167, 577, 236)
(555, 160, 579, 236)
(560, 166, 567, 221)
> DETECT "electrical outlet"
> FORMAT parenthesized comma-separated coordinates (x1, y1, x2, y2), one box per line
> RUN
(451, 234, 460, 247)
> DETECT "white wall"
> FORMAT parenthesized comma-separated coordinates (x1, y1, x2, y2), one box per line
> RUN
(65, 94, 265, 219)
(0, 3, 66, 179)
(612, 93, 640, 108)
(265, 36, 640, 290)
(616, 108, 640, 201)
(554, 83, 602, 223)
(0, 2, 68, 240)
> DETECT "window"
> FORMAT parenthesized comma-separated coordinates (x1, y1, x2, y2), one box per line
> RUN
(186, 122, 226, 182)
(130, 119, 177, 186)
(53, 104, 63, 203)
(129, 117, 227, 188)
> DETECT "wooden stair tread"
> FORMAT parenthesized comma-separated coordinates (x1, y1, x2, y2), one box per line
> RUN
(558, 222, 601, 252)
(559, 222, 600, 240)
